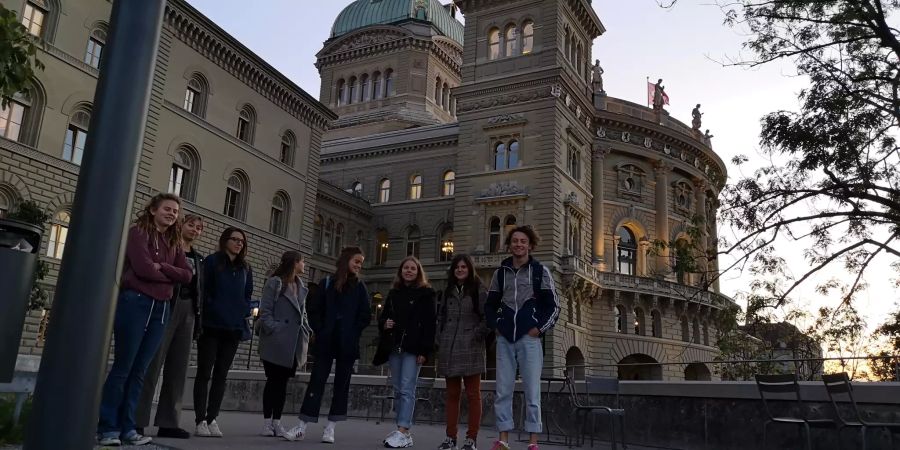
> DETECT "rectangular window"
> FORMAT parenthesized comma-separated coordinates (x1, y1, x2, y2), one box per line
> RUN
(21, 3, 45, 38)
(269, 208, 283, 235)
(47, 223, 68, 259)
(168, 164, 187, 197)
(183, 88, 197, 112)
(0, 101, 26, 142)
(237, 117, 250, 141)
(224, 188, 239, 217)
(62, 125, 87, 165)
(84, 38, 103, 68)
(406, 241, 419, 258)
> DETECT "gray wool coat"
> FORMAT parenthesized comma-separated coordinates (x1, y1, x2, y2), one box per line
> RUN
(437, 285, 489, 378)
(258, 276, 310, 369)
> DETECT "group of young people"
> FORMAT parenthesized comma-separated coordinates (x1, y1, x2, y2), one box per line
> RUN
(94, 193, 560, 450)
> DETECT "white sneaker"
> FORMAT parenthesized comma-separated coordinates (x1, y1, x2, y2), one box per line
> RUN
(273, 421, 287, 437)
(461, 437, 478, 450)
(121, 431, 153, 446)
(260, 420, 275, 436)
(195, 420, 211, 437)
(385, 430, 414, 448)
(438, 436, 458, 450)
(283, 422, 307, 441)
(207, 420, 223, 437)
(97, 435, 121, 446)
(322, 426, 335, 443)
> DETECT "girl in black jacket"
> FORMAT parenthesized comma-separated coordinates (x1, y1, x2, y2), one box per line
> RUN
(378, 256, 436, 448)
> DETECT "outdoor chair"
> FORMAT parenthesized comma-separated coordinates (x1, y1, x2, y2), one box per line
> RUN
(754, 373, 838, 450)
(367, 376, 436, 425)
(565, 375, 627, 449)
(822, 372, 900, 449)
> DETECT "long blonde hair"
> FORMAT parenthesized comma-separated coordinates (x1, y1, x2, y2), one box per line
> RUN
(134, 193, 182, 247)
(391, 256, 430, 289)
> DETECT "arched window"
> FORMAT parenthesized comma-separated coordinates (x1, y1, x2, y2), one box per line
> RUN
(223, 171, 249, 220)
(379, 178, 391, 203)
(348, 76, 357, 104)
(567, 144, 581, 181)
(618, 164, 644, 196)
(576, 42, 583, 75)
(360, 74, 370, 102)
(336, 79, 346, 106)
(489, 216, 501, 253)
(488, 27, 500, 60)
(504, 215, 517, 238)
(442, 83, 450, 109)
(236, 104, 256, 144)
(168, 146, 200, 201)
(46, 210, 70, 259)
(351, 181, 363, 196)
(268, 192, 289, 236)
(0, 186, 16, 218)
(384, 69, 394, 97)
(183, 73, 209, 117)
(1, 93, 28, 142)
(313, 215, 324, 253)
(372, 72, 382, 100)
(566, 217, 581, 257)
(280, 130, 296, 166)
(406, 226, 421, 258)
(564, 26, 572, 60)
(323, 219, 334, 256)
(355, 229, 364, 245)
(84, 23, 107, 69)
(439, 226, 454, 262)
(634, 307, 646, 335)
(435, 77, 442, 105)
(673, 237, 690, 284)
(522, 20, 534, 54)
(494, 139, 520, 170)
(494, 142, 508, 170)
(62, 105, 91, 165)
(508, 140, 519, 168)
(409, 174, 422, 200)
(376, 229, 389, 265)
(681, 316, 690, 342)
(693, 319, 701, 344)
(615, 305, 626, 333)
(651, 310, 662, 338)
(616, 226, 637, 276)
(334, 223, 344, 255)
(504, 24, 518, 56)
(442, 170, 455, 196)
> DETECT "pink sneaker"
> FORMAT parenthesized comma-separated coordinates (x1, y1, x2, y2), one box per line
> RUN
(490, 441, 510, 450)
(527, 445, 540, 450)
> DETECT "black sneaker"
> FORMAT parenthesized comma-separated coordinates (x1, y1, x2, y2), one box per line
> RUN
(461, 437, 478, 450)
(438, 436, 457, 450)
(157, 427, 191, 439)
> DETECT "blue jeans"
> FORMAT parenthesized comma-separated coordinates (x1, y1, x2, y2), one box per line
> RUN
(495, 334, 543, 433)
(388, 352, 421, 429)
(97, 290, 169, 438)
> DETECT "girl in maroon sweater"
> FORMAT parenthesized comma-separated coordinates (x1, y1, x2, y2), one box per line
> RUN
(97, 193, 193, 446)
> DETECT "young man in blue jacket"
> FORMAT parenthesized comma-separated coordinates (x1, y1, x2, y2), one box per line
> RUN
(486, 225, 560, 450)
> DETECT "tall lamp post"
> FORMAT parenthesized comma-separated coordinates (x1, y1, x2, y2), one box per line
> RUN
(247, 304, 259, 370)
(24, 2, 166, 449)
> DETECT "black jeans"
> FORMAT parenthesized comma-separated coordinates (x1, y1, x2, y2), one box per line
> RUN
(193, 327, 241, 424)
(262, 359, 296, 420)
(298, 349, 355, 423)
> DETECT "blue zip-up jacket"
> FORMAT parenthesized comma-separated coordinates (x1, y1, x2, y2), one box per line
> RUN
(485, 256, 560, 343)
(202, 251, 253, 331)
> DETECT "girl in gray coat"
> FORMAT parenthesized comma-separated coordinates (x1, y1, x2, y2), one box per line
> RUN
(437, 254, 489, 450)
(257, 251, 311, 437)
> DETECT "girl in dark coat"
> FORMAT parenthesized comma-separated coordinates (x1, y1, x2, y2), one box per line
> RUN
(283, 246, 370, 444)
(379, 256, 436, 448)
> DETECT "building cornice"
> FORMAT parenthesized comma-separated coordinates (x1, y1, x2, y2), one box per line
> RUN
(316, 180, 374, 217)
(315, 26, 463, 75)
(165, 0, 337, 130)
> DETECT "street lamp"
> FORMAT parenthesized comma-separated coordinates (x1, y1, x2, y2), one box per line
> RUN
(246, 304, 259, 370)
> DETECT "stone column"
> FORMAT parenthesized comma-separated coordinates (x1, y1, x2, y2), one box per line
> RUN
(693, 178, 709, 287)
(592, 144, 610, 269)
(654, 161, 670, 277)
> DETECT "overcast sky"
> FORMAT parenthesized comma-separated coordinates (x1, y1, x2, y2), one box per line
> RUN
(184, 0, 897, 332)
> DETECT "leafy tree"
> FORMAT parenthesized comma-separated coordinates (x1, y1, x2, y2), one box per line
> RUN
(0, 4, 43, 107)
(870, 308, 900, 380)
(708, 0, 900, 306)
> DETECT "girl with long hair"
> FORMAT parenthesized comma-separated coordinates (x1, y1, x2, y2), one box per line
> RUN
(257, 250, 311, 437)
(378, 256, 436, 448)
(193, 227, 254, 438)
(284, 246, 371, 444)
(97, 193, 193, 447)
(437, 254, 488, 450)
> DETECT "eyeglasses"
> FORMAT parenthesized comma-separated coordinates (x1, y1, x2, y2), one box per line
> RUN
(228, 237, 245, 244)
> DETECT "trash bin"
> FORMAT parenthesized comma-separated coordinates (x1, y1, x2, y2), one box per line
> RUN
(0, 218, 42, 383)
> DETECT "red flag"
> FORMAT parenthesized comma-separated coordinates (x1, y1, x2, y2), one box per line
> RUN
(647, 80, 670, 106)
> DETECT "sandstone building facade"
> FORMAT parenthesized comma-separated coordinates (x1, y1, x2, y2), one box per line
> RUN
(4, 0, 733, 380)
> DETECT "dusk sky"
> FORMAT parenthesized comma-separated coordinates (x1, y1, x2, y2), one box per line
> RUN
(184, 0, 896, 332)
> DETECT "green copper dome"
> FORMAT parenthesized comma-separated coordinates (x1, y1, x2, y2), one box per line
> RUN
(331, 0, 464, 45)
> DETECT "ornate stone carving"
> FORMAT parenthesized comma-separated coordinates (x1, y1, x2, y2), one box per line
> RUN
(643, 137, 653, 149)
(487, 113, 526, 125)
(458, 86, 554, 113)
(596, 127, 606, 138)
(621, 131, 631, 143)
(333, 32, 403, 52)
(479, 181, 527, 198)
(663, 144, 672, 155)
(550, 84, 562, 98)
